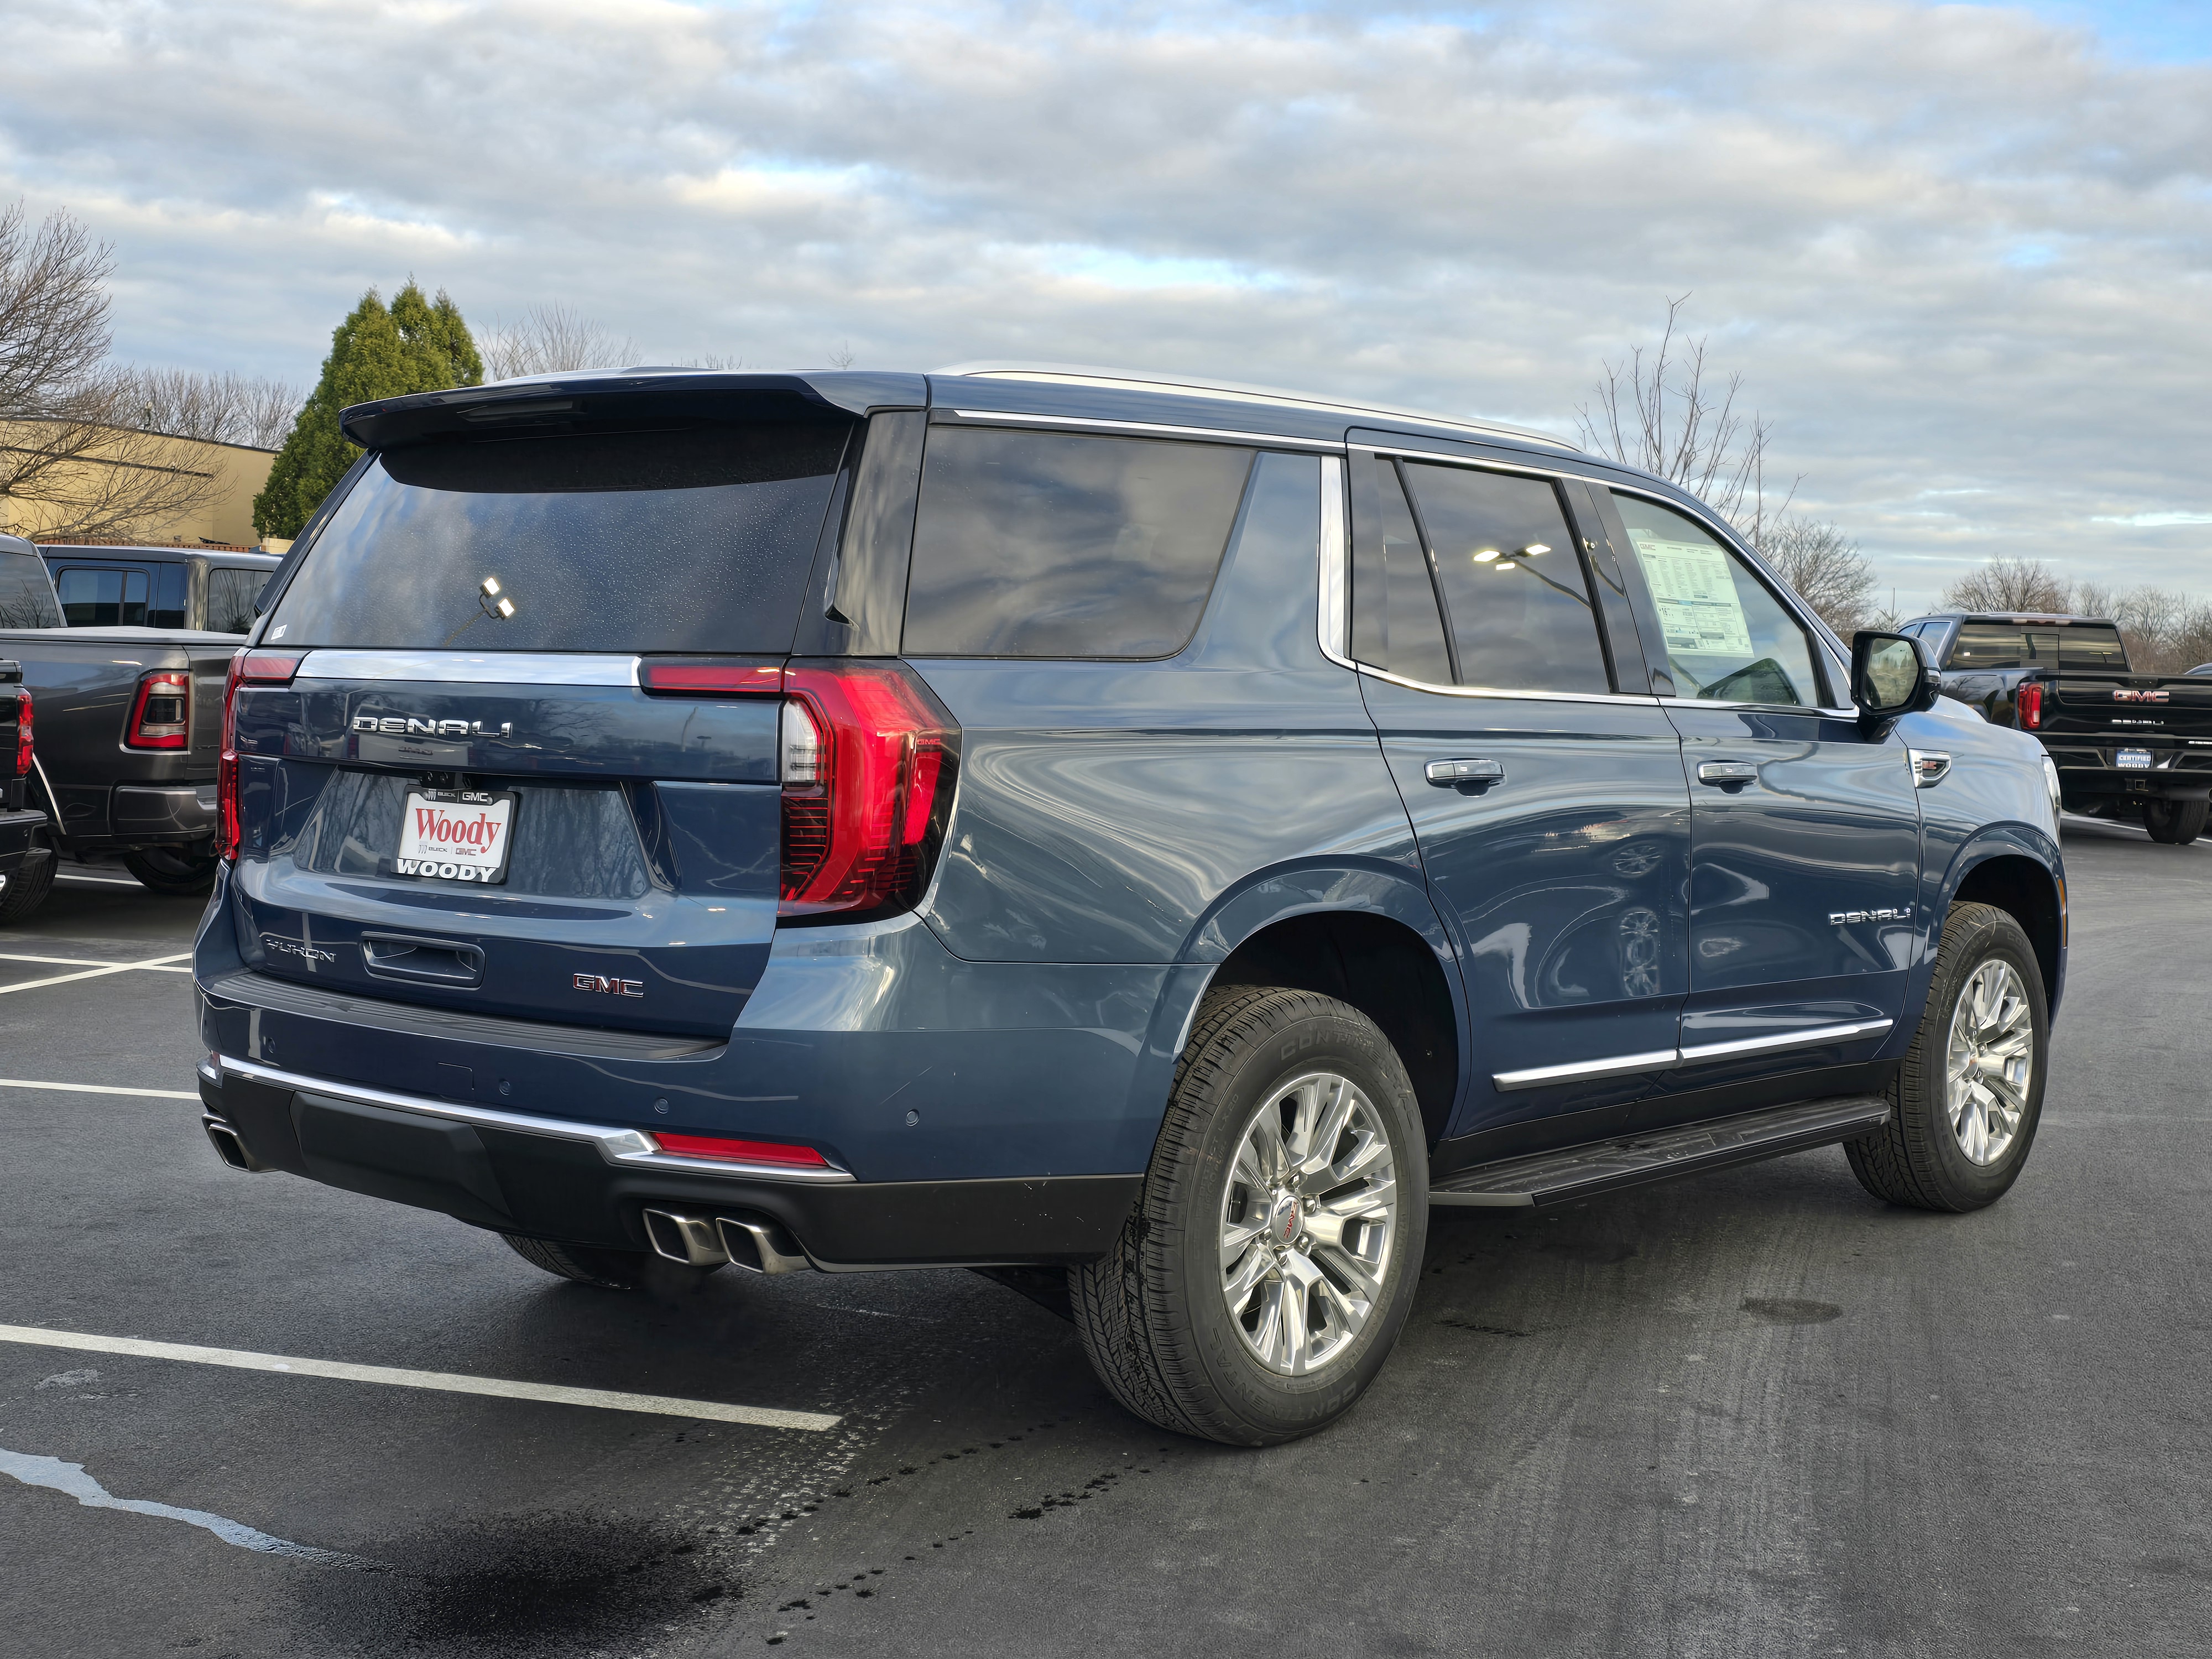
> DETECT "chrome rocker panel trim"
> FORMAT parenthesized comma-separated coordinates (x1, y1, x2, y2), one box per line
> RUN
(1492, 1019, 1896, 1092)
(213, 1055, 855, 1183)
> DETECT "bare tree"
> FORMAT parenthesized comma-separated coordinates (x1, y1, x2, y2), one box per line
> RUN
(1577, 295, 1797, 545)
(479, 302, 638, 382)
(1, 202, 231, 540)
(1940, 557, 2072, 614)
(826, 339, 855, 370)
(113, 366, 301, 449)
(1759, 517, 1880, 637)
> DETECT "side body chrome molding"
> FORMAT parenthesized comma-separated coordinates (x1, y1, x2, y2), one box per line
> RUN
(213, 1055, 854, 1183)
(1491, 1019, 1895, 1092)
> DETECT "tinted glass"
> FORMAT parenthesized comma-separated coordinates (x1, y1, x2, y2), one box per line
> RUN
(1351, 457, 1454, 685)
(152, 562, 187, 629)
(1611, 494, 1822, 706)
(903, 429, 1251, 658)
(1406, 463, 1608, 693)
(56, 567, 123, 626)
(266, 423, 850, 651)
(121, 568, 148, 626)
(0, 552, 62, 628)
(205, 567, 265, 633)
(1949, 622, 2127, 671)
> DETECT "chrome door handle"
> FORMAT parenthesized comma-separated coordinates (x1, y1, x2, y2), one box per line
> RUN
(1697, 761, 1760, 787)
(1426, 758, 1504, 787)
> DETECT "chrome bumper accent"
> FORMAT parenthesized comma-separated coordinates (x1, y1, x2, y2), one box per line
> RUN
(212, 1054, 854, 1183)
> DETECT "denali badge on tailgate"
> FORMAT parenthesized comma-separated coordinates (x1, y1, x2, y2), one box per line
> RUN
(393, 788, 516, 884)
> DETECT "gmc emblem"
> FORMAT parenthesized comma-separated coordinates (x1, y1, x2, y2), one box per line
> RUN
(2114, 690, 2169, 703)
(573, 973, 644, 998)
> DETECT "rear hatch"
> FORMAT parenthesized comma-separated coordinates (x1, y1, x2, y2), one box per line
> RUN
(227, 389, 855, 1037)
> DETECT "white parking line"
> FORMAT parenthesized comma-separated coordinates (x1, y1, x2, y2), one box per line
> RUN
(0, 1325, 842, 1432)
(0, 952, 193, 995)
(0, 952, 194, 973)
(0, 1079, 200, 1100)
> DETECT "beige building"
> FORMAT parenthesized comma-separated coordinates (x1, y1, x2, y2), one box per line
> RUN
(0, 420, 280, 550)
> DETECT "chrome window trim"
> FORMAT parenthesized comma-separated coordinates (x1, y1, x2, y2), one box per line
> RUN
(293, 651, 643, 687)
(1490, 1019, 1894, 1091)
(216, 1055, 857, 1183)
(947, 410, 1341, 452)
(1317, 453, 1353, 669)
(1355, 662, 1662, 707)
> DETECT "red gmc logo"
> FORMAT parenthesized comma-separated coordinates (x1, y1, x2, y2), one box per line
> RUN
(572, 973, 644, 998)
(2114, 690, 2169, 703)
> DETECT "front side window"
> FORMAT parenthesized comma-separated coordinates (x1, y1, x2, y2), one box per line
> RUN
(1404, 463, 1609, 694)
(1610, 494, 1823, 707)
(903, 428, 1252, 658)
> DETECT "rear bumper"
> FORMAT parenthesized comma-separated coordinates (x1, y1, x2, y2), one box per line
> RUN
(196, 1055, 1140, 1269)
(2053, 760, 2211, 804)
(112, 781, 219, 842)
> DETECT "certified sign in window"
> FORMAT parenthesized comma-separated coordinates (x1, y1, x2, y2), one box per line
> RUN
(1631, 534, 1754, 658)
(394, 790, 515, 884)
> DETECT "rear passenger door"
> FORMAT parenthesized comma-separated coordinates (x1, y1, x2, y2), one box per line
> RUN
(1595, 489, 1921, 1112)
(1351, 447, 1691, 1152)
(54, 564, 152, 627)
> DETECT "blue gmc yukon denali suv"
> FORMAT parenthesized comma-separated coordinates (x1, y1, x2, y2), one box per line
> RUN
(193, 366, 2065, 1445)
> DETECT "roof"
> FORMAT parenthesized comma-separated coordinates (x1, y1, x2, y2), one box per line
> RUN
(1912, 612, 2119, 627)
(35, 540, 278, 562)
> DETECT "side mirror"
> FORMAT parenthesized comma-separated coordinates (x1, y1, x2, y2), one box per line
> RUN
(1851, 632, 1939, 728)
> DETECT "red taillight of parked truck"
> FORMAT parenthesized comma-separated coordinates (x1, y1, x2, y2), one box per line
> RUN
(2016, 682, 2043, 731)
(124, 669, 192, 749)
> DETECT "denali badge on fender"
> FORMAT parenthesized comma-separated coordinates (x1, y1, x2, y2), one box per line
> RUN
(573, 973, 644, 997)
(1831, 906, 1912, 924)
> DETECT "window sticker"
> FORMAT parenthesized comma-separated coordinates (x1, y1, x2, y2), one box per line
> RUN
(1630, 533, 1753, 657)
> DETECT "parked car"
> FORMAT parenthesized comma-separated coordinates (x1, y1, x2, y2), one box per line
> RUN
(0, 533, 243, 898)
(191, 367, 2065, 1446)
(0, 658, 45, 921)
(1901, 612, 2212, 843)
(40, 544, 280, 634)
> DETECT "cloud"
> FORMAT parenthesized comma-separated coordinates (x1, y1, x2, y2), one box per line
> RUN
(4, 0, 2210, 608)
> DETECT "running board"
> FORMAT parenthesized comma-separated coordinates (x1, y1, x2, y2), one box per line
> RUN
(1428, 1095, 1892, 1209)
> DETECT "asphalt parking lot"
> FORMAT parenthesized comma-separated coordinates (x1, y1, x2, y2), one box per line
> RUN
(3, 823, 2208, 1659)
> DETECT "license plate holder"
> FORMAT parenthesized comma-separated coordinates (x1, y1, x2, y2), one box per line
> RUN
(393, 789, 516, 884)
(2116, 748, 2153, 770)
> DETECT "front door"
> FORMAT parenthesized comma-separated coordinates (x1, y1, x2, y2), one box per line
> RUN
(1597, 489, 1921, 1116)
(1351, 450, 1691, 1152)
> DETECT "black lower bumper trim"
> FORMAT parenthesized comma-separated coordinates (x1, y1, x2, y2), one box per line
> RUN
(200, 1070, 1140, 1267)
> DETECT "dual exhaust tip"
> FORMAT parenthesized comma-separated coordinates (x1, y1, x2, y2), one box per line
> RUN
(642, 1207, 812, 1276)
(202, 1115, 264, 1172)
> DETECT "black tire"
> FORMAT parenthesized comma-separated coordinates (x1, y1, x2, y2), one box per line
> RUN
(1069, 987, 1428, 1446)
(123, 847, 220, 895)
(0, 844, 55, 922)
(2142, 798, 2207, 845)
(500, 1232, 700, 1291)
(1846, 902, 2049, 1212)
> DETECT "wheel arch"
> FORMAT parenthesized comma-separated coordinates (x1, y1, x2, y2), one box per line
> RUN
(1932, 829, 2066, 1019)
(1125, 862, 1467, 1151)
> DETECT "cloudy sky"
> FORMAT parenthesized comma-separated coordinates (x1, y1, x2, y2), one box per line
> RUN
(6, 0, 2210, 611)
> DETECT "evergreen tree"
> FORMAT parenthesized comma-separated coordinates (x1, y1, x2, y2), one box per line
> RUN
(253, 280, 481, 538)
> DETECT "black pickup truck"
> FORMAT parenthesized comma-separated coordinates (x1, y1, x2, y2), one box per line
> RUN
(0, 534, 242, 901)
(1904, 611, 2212, 843)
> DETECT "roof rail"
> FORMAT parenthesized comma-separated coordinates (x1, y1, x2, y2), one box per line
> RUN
(934, 362, 1579, 452)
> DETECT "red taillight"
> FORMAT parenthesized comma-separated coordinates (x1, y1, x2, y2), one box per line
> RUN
(2016, 682, 2043, 731)
(12, 688, 29, 779)
(778, 662, 957, 920)
(651, 1131, 830, 1167)
(125, 670, 192, 749)
(217, 649, 305, 860)
(640, 659, 784, 697)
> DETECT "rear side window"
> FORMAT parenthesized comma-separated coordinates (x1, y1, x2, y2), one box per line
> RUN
(152, 563, 188, 629)
(56, 566, 150, 627)
(266, 422, 851, 652)
(0, 552, 62, 628)
(205, 567, 265, 633)
(1610, 494, 1822, 706)
(1404, 463, 1609, 694)
(1350, 457, 1454, 686)
(902, 429, 1252, 658)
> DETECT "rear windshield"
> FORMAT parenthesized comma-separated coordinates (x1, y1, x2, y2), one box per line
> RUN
(0, 552, 63, 628)
(1949, 622, 2127, 672)
(266, 423, 850, 653)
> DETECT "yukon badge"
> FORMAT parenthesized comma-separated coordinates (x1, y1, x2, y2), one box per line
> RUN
(352, 715, 514, 737)
(573, 973, 644, 998)
(1830, 906, 1912, 925)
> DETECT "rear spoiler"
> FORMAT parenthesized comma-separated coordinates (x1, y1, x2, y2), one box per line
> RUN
(340, 370, 927, 450)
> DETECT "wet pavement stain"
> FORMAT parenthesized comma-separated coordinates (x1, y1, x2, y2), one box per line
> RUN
(292, 1510, 744, 1656)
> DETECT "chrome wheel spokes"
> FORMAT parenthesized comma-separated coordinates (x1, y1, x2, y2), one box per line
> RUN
(1944, 958, 2034, 1166)
(1219, 1071, 1399, 1375)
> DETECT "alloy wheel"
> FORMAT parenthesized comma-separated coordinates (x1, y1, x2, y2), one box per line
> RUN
(1944, 958, 2034, 1165)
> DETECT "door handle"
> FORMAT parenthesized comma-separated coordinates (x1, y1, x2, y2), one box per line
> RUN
(1425, 758, 1504, 787)
(1697, 761, 1760, 787)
